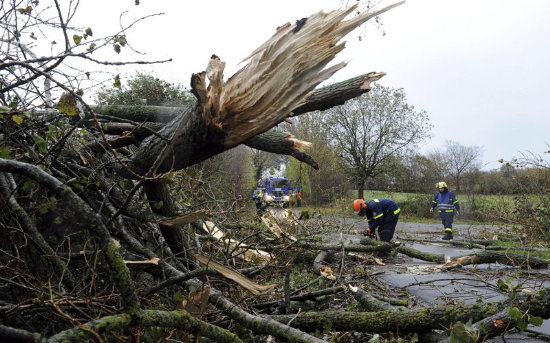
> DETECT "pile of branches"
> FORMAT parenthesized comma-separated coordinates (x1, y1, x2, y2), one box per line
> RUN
(3, 1, 549, 342)
(0, 3, 404, 342)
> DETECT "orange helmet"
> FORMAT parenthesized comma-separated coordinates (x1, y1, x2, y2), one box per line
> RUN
(353, 199, 367, 215)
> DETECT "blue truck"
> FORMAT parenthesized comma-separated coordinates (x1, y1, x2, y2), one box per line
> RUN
(255, 176, 301, 208)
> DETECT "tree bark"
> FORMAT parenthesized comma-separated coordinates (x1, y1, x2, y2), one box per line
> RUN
(47, 309, 243, 343)
(269, 302, 504, 333)
(395, 246, 446, 263)
(91, 71, 389, 175)
(143, 181, 191, 261)
(350, 286, 402, 312)
(443, 250, 548, 270)
(245, 131, 319, 169)
(290, 72, 386, 116)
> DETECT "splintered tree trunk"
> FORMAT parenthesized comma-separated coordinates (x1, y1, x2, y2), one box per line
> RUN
(118, 4, 402, 177)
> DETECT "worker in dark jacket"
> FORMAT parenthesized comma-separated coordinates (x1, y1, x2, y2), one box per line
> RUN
(353, 198, 400, 242)
(430, 181, 460, 240)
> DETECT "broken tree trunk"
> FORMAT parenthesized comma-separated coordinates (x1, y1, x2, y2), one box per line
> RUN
(87, 70, 388, 172)
(246, 131, 319, 169)
(117, 3, 403, 177)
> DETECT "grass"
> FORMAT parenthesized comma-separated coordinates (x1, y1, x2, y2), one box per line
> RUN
(487, 239, 550, 260)
(298, 189, 523, 224)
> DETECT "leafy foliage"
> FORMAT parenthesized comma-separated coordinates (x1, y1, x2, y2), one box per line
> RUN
(322, 85, 432, 199)
(95, 72, 194, 106)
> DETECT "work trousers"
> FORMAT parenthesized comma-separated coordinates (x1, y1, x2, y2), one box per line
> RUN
(439, 212, 454, 232)
(378, 215, 399, 242)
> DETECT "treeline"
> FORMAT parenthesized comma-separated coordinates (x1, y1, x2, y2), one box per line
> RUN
(95, 73, 549, 211)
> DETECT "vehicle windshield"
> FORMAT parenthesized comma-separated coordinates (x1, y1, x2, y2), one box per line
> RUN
(269, 180, 289, 188)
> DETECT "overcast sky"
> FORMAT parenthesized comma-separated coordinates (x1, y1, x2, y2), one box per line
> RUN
(75, 0, 550, 170)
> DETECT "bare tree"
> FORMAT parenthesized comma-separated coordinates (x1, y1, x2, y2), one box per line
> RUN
(324, 85, 432, 199)
(445, 140, 482, 192)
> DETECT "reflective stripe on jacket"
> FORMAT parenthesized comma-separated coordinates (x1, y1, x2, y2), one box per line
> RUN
(431, 189, 460, 213)
(366, 198, 400, 229)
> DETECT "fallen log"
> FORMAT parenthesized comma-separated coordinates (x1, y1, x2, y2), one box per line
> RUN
(349, 285, 402, 312)
(269, 302, 504, 333)
(399, 237, 486, 249)
(443, 250, 548, 270)
(395, 246, 446, 263)
(47, 309, 243, 343)
(295, 241, 393, 254)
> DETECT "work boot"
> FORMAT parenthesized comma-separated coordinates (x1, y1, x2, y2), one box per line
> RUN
(442, 231, 453, 240)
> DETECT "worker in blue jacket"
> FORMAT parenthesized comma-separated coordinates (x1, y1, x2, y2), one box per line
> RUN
(353, 198, 400, 242)
(430, 181, 460, 240)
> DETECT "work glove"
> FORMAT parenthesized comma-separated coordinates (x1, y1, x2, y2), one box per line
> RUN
(456, 211, 460, 217)
(363, 228, 375, 239)
(429, 208, 434, 213)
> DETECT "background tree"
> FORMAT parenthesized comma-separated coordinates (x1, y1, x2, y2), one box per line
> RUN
(94, 72, 253, 206)
(95, 72, 194, 106)
(284, 114, 350, 205)
(444, 140, 483, 192)
(250, 150, 288, 182)
(324, 85, 431, 199)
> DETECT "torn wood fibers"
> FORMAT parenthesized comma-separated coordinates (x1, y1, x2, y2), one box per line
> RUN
(191, 2, 404, 148)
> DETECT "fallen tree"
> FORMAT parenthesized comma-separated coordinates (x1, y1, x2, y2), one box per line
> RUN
(3, 1, 549, 342)
(1, 2, 409, 342)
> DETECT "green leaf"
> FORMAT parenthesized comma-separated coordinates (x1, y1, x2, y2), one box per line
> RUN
(509, 307, 523, 320)
(56, 94, 79, 116)
(17, 6, 32, 14)
(73, 34, 82, 45)
(517, 320, 528, 331)
(114, 35, 127, 47)
(32, 135, 46, 145)
(113, 75, 121, 89)
(87, 43, 96, 52)
(0, 146, 12, 159)
(449, 321, 470, 343)
(529, 316, 544, 327)
(154, 201, 164, 209)
(85, 27, 93, 37)
(173, 292, 183, 302)
(22, 180, 32, 192)
(12, 115, 24, 125)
